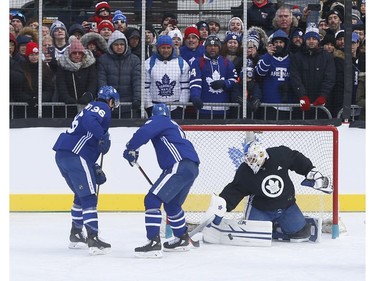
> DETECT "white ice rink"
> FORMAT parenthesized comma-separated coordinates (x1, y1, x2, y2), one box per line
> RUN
(9, 212, 367, 281)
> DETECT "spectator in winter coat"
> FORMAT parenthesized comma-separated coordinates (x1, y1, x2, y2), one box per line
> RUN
(12, 41, 55, 118)
(97, 30, 141, 118)
(55, 37, 97, 117)
(290, 27, 336, 119)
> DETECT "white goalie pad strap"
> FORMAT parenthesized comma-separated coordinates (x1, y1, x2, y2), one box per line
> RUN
(202, 219, 272, 247)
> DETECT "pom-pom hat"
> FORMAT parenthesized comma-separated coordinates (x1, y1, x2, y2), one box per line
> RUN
(25, 41, 38, 57)
(96, 1, 111, 14)
(112, 10, 127, 24)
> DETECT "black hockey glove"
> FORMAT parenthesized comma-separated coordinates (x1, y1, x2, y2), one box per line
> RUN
(249, 98, 261, 112)
(94, 163, 106, 185)
(210, 80, 226, 90)
(191, 97, 203, 110)
(98, 132, 111, 155)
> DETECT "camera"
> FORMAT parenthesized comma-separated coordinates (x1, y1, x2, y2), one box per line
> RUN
(307, 4, 321, 11)
(47, 46, 55, 59)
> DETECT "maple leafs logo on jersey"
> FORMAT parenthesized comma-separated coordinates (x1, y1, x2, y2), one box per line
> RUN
(265, 179, 280, 194)
(207, 70, 223, 94)
(262, 175, 284, 198)
(156, 74, 176, 97)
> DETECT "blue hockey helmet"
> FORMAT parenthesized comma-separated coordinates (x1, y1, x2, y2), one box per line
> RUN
(152, 103, 170, 117)
(97, 86, 120, 109)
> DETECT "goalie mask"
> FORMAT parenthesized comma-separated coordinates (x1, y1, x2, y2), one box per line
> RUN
(243, 142, 269, 174)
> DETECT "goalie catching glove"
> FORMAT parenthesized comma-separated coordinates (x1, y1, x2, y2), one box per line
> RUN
(301, 168, 333, 194)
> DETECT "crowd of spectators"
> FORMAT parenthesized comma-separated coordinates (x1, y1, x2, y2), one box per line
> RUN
(9, 0, 366, 121)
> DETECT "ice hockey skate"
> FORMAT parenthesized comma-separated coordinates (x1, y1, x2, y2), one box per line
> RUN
(134, 235, 162, 258)
(163, 231, 190, 252)
(68, 223, 87, 249)
(87, 233, 111, 255)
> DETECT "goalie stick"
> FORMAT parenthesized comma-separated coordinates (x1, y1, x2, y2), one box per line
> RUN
(135, 162, 200, 247)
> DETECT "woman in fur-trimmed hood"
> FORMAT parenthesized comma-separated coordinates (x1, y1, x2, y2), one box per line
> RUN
(247, 26, 269, 54)
(80, 31, 108, 59)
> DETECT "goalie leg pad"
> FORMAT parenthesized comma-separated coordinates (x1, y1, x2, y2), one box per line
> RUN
(202, 219, 272, 247)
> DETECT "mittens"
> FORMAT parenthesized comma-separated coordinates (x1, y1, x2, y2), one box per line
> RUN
(299, 96, 311, 111)
(313, 96, 326, 106)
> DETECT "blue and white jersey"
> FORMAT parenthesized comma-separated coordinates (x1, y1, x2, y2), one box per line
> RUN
(127, 115, 200, 170)
(144, 53, 190, 111)
(189, 55, 238, 112)
(53, 101, 111, 164)
(255, 53, 291, 103)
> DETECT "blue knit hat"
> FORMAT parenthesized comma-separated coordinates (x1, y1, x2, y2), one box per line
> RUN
(224, 32, 241, 44)
(157, 35, 173, 48)
(304, 26, 320, 41)
(112, 10, 127, 24)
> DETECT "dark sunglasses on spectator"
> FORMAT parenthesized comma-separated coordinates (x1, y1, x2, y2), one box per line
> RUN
(113, 20, 125, 24)
(99, 8, 108, 13)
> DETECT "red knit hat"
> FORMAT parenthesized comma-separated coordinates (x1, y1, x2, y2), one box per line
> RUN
(98, 20, 114, 33)
(95, 1, 111, 15)
(25, 41, 38, 57)
(184, 26, 199, 40)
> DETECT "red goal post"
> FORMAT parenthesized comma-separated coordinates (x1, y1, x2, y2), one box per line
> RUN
(180, 125, 339, 238)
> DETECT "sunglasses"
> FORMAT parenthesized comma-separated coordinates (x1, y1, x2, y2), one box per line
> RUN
(99, 8, 108, 13)
(113, 20, 126, 24)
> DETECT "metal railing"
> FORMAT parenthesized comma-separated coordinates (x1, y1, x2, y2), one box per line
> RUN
(9, 102, 334, 120)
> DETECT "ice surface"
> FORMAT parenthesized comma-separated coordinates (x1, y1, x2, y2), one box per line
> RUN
(9, 212, 366, 281)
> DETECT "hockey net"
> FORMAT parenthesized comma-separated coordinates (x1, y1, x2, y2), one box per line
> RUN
(180, 125, 340, 238)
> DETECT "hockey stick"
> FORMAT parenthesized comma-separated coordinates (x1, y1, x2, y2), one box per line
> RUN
(96, 153, 104, 196)
(135, 162, 200, 247)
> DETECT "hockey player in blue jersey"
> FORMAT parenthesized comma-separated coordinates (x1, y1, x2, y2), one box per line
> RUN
(189, 34, 238, 118)
(53, 85, 119, 255)
(123, 103, 200, 258)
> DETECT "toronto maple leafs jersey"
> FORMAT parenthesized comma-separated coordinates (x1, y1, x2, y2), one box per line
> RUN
(189, 55, 238, 113)
(219, 145, 314, 212)
(52, 101, 111, 164)
(144, 53, 190, 111)
(255, 53, 292, 103)
(126, 115, 200, 170)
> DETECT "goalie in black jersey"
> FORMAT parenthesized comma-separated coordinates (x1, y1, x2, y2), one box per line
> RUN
(203, 140, 333, 244)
